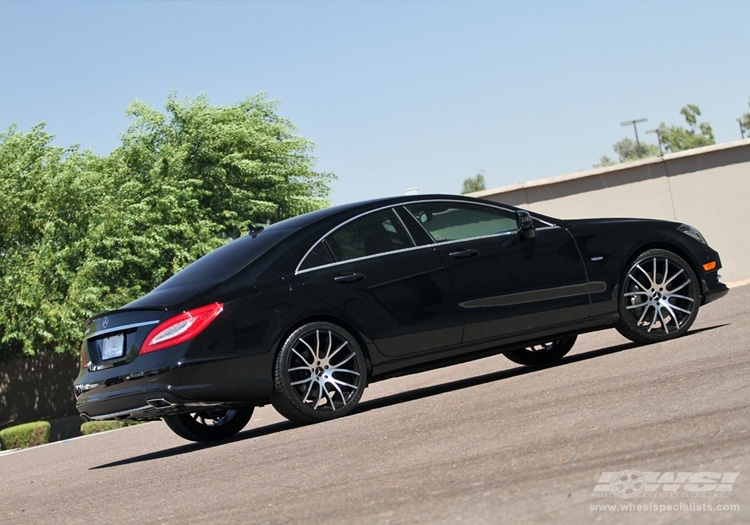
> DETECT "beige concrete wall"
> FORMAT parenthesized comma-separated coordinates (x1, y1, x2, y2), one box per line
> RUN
(473, 140, 750, 284)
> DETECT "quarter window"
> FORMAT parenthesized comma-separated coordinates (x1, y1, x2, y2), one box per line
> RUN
(301, 241, 335, 269)
(404, 202, 517, 242)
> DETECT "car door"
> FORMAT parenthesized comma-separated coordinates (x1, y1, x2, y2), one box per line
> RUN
(403, 200, 590, 344)
(298, 206, 463, 357)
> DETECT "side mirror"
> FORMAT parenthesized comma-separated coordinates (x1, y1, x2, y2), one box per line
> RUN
(516, 210, 536, 240)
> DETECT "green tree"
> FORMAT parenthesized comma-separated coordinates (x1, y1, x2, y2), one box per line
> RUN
(594, 138, 659, 168)
(657, 104, 715, 153)
(596, 104, 715, 167)
(0, 93, 334, 360)
(612, 137, 660, 162)
(0, 124, 106, 360)
(68, 93, 335, 310)
(461, 170, 486, 194)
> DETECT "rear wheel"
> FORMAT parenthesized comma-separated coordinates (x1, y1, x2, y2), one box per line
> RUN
(616, 249, 700, 344)
(504, 335, 577, 366)
(163, 406, 253, 442)
(272, 322, 367, 424)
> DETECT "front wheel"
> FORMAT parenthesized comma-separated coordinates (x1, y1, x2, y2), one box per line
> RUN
(616, 249, 700, 344)
(163, 406, 254, 442)
(272, 322, 367, 424)
(504, 335, 577, 366)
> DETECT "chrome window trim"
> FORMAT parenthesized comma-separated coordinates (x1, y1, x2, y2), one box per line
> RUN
(414, 225, 561, 251)
(393, 206, 418, 247)
(296, 204, 415, 274)
(296, 243, 437, 275)
(401, 198, 555, 224)
(295, 199, 558, 275)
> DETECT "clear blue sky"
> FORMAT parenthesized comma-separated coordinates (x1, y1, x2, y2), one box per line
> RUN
(2, 0, 749, 205)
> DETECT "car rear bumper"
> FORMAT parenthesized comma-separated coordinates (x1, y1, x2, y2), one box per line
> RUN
(76, 379, 273, 421)
(74, 345, 274, 421)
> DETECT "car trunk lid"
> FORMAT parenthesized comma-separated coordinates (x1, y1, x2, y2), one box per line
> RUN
(83, 309, 165, 370)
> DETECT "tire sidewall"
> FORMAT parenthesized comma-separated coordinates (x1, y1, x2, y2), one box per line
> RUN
(617, 249, 700, 344)
(164, 406, 254, 442)
(273, 321, 367, 423)
(504, 335, 577, 366)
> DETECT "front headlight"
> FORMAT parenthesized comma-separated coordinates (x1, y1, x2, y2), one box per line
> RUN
(678, 224, 707, 244)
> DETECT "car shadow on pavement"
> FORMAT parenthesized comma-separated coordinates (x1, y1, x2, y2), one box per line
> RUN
(90, 324, 726, 470)
(353, 341, 639, 415)
(89, 419, 301, 470)
(353, 324, 726, 415)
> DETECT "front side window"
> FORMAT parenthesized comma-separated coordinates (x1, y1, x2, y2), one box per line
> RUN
(404, 202, 517, 242)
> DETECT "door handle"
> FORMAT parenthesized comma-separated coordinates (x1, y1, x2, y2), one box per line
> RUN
(448, 248, 479, 259)
(334, 272, 366, 283)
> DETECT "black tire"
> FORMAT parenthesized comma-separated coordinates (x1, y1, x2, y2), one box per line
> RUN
(616, 249, 700, 344)
(504, 335, 577, 366)
(272, 322, 367, 424)
(163, 406, 253, 442)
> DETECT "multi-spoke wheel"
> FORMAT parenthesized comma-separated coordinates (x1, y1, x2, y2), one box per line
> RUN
(163, 406, 254, 442)
(616, 249, 700, 344)
(504, 335, 577, 366)
(272, 322, 367, 424)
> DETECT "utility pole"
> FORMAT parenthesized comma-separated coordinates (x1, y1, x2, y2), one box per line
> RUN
(646, 128, 663, 156)
(621, 118, 648, 158)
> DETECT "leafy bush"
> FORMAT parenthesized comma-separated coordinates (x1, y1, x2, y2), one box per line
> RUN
(0, 421, 51, 450)
(80, 420, 144, 436)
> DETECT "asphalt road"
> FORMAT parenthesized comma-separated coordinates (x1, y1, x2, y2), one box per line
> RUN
(1, 285, 748, 524)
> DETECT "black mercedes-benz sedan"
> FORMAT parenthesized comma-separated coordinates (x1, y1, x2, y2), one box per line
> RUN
(74, 194, 728, 441)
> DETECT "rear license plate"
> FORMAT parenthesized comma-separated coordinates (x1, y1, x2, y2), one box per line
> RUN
(100, 334, 125, 360)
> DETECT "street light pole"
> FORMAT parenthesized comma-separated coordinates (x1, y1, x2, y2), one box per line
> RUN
(646, 128, 663, 156)
(621, 118, 648, 158)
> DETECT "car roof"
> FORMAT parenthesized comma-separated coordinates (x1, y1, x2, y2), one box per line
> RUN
(267, 193, 516, 231)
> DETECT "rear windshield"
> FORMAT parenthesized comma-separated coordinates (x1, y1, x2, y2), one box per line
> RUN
(154, 228, 297, 290)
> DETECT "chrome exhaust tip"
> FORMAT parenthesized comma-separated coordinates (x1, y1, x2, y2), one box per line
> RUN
(147, 398, 175, 409)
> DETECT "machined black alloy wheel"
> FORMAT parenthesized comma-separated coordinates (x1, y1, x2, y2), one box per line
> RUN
(504, 335, 577, 366)
(163, 407, 254, 442)
(616, 249, 700, 344)
(272, 322, 367, 424)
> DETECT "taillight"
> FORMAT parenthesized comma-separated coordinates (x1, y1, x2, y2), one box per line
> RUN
(140, 303, 224, 354)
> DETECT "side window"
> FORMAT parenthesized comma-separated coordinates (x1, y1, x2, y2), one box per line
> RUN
(299, 241, 335, 271)
(404, 202, 517, 242)
(329, 208, 415, 262)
